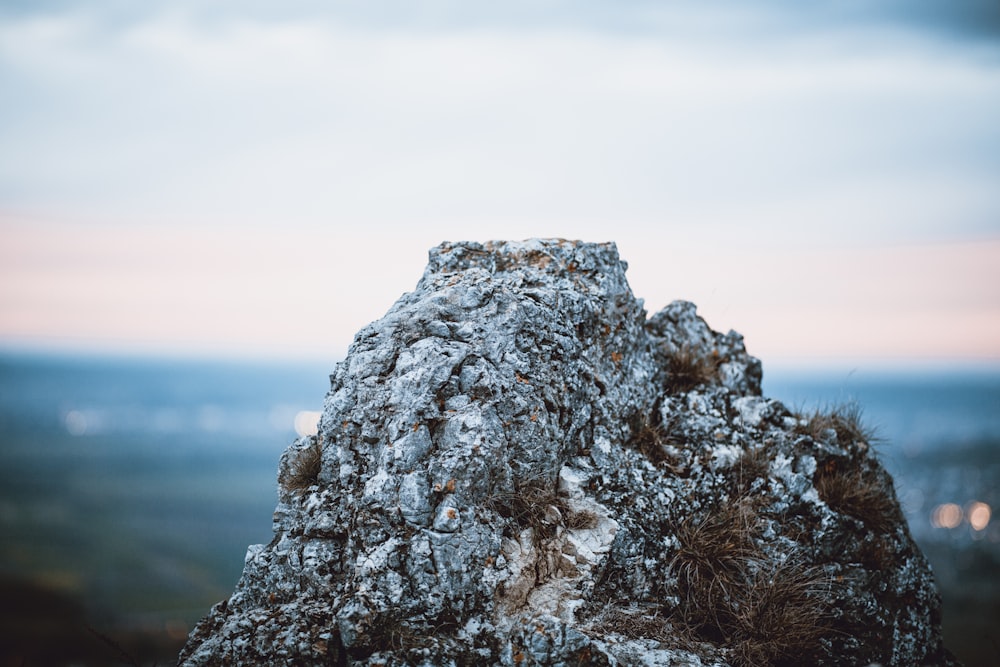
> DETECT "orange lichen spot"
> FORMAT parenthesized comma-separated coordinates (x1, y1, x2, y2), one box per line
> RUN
(515, 372, 531, 384)
(445, 478, 457, 493)
(530, 412, 538, 422)
(412, 423, 420, 432)
(447, 508, 457, 519)
(610, 351, 623, 364)
(513, 651, 525, 664)
(567, 262, 577, 272)
(484, 556, 494, 567)
(528, 252, 552, 269)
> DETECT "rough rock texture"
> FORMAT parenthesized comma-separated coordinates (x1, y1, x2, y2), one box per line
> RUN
(179, 239, 956, 666)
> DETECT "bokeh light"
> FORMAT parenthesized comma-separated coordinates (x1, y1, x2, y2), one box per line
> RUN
(931, 503, 962, 529)
(968, 501, 991, 532)
(294, 410, 322, 437)
(64, 409, 88, 436)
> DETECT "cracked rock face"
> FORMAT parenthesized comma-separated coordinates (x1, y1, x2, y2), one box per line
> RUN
(179, 239, 956, 666)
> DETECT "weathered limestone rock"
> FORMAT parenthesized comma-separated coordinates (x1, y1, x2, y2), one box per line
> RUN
(179, 239, 956, 666)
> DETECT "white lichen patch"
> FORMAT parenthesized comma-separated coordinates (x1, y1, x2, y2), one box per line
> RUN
(801, 486, 821, 506)
(769, 452, 818, 502)
(709, 443, 743, 470)
(524, 574, 587, 623)
(496, 529, 539, 617)
(732, 395, 770, 428)
(354, 537, 400, 579)
(560, 467, 618, 570)
(495, 467, 619, 627)
(598, 638, 725, 667)
(362, 466, 392, 501)
(244, 543, 264, 565)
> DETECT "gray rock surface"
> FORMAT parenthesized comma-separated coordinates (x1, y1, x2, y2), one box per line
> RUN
(179, 239, 956, 666)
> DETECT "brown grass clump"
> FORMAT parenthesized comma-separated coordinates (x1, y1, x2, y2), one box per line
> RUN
(486, 479, 602, 541)
(726, 558, 832, 667)
(670, 499, 760, 633)
(795, 402, 879, 453)
(586, 606, 704, 653)
(726, 445, 773, 495)
(485, 478, 569, 540)
(668, 499, 834, 666)
(566, 509, 600, 530)
(587, 606, 672, 642)
(282, 439, 323, 494)
(813, 461, 901, 535)
(665, 345, 720, 393)
(627, 412, 685, 471)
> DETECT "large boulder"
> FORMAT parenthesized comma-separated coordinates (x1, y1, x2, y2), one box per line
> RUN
(179, 239, 955, 666)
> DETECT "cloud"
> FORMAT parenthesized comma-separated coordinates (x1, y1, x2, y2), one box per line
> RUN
(2, 5, 998, 244)
(1, 0, 996, 362)
(821, 0, 1000, 44)
(5, 1, 999, 44)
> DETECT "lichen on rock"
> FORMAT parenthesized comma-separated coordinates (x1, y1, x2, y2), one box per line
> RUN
(179, 239, 957, 666)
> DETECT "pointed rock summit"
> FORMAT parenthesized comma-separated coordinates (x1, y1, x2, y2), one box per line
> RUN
(180, 239, 955, 666)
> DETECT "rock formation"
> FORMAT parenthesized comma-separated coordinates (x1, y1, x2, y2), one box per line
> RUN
(179, 239, 956, 666)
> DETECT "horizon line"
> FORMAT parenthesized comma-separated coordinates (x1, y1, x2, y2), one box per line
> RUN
(3, 339, 999, 377)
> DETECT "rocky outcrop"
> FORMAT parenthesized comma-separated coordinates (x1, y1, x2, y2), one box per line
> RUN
(179, 239, 956, 666)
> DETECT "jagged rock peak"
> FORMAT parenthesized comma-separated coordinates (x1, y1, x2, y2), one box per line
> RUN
(180, 239, 955, 667)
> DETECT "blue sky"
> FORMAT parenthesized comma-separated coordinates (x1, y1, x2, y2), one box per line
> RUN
(1, 1, 998, 365)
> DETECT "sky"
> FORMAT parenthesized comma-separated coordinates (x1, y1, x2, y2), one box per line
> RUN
(1, 0, 999, 367)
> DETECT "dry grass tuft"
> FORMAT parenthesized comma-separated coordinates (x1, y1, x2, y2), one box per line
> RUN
(726, 557, 832, 667)
(814, 461, 901, 535)
(485, 478, 569, 540)
(362, 612, 464, 657)
(486, 478, 603, 540)
(627, 412, 685, 471)
(587, 606, 671, 642)
(668, 499, 834, 666)
(586, 606, 703, 652)
(670, 499, 760, 633)
(727, 445, 773, 495)
(795, 402, 879, 452)
(566, 509, 600, 530)
(282, 439, 323, 494)
(665, 345, 720, 393)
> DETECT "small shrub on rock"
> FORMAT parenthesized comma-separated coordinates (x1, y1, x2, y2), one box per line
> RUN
(282, 439, 323, 494)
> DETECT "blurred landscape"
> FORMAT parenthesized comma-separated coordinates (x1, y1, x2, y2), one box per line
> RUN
(0, 352, 997, 666)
